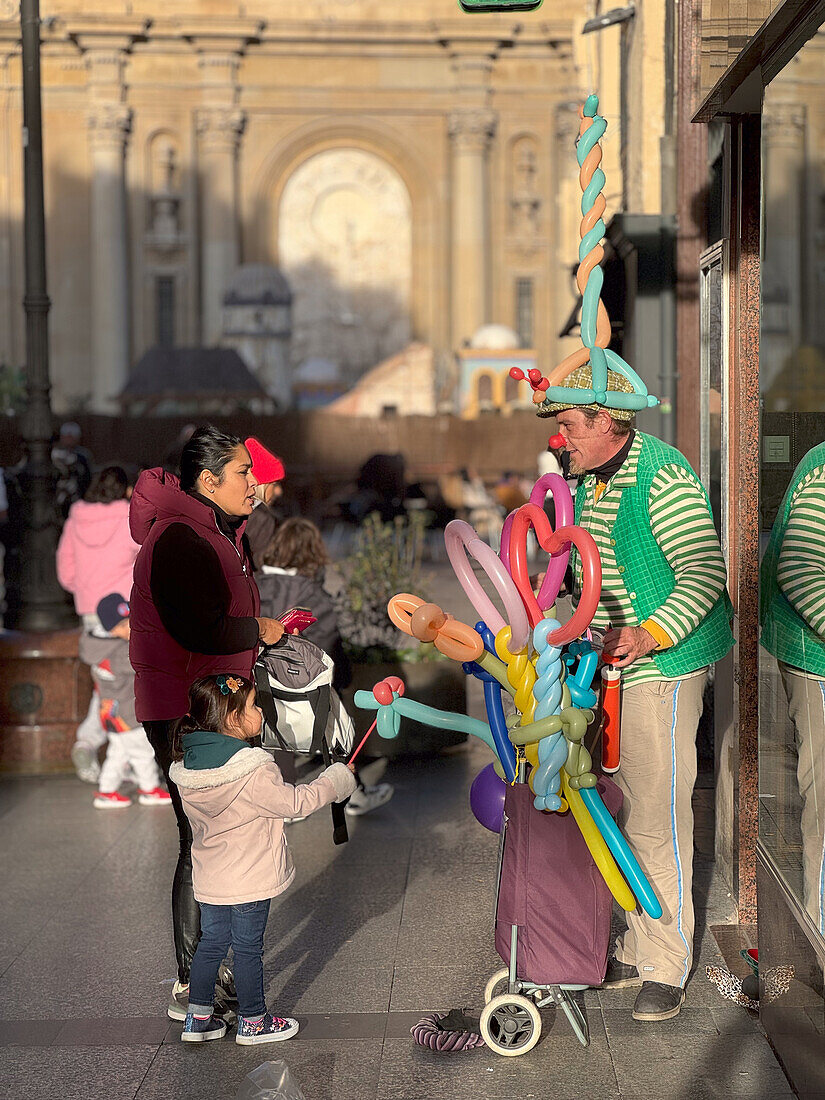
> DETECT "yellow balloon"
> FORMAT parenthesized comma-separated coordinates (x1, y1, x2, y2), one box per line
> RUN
(561, 771, 636, 912)
(524, 741, 540, 767)
(494, 626, 537, 724)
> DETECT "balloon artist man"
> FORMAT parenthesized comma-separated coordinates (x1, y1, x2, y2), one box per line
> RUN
(523, 95, 735, 1022)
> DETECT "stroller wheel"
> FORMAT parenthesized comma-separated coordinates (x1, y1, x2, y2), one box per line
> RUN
(480, 993, 541, 1057)
(484, 968, 512, 1003)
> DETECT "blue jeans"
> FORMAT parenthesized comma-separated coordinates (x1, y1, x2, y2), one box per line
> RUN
(188, 899, 271, 1019)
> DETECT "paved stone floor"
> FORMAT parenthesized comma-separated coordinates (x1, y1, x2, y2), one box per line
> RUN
(0, 558, 796, 1099)
(0, 734, 793, 1100)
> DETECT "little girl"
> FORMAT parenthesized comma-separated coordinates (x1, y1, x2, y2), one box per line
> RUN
(168, 673, 357, 1045)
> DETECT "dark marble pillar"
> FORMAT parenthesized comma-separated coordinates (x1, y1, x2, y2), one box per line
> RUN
(0, 629, 92, 774)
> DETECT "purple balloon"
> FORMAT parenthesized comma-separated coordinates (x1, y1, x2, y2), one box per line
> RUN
(470, 763, 507, 833)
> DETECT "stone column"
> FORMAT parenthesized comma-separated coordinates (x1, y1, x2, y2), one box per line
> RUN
(196, 107, 244, 344)
(448, 107, 496, 348)
(88, 103, 131, 412)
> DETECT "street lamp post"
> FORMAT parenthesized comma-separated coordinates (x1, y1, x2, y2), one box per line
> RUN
(5, 0, 74, 630)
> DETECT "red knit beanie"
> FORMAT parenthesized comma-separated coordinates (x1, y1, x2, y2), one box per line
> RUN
(245, 437, 285, 484)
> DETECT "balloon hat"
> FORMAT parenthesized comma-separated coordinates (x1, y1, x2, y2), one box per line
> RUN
(509, 94, 660, 418)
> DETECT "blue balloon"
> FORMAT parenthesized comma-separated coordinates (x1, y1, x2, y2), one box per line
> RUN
(580, 786, 663, 919)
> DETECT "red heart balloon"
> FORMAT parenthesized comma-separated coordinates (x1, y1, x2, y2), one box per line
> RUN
(508, 503, 567, 629)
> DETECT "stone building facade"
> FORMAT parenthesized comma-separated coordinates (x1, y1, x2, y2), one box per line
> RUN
(0, 0, 651, 413)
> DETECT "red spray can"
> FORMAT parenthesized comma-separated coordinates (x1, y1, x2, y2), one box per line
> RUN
(600, 661, 622, 774)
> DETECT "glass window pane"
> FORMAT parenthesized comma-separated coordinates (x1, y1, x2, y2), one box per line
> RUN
(759, 22, 825, 935)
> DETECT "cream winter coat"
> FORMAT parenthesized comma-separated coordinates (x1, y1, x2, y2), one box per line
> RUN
(169, 747, 354, 906)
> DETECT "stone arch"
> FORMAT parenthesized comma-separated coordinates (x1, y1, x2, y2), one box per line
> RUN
(277, 148, 413, 383)
(251, 117, 437, 355)
(473, 367, 503, 412)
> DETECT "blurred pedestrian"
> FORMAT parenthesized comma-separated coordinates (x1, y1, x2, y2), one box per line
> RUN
(255, 516, 394, 816)
(459, 467, 504, 546)
(57, 465, 139, 783)
(52, 422, 92, 516)
(243, 436, 287, 568)
(80, 594, 171, 810)
(493, 470, 529, 515)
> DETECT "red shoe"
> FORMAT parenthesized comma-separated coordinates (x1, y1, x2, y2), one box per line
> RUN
(138, 787, 172, 806)
(93, 790, 132, 810)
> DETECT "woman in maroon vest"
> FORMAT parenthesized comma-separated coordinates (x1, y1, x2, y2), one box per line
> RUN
(130, 426, 285, 1020)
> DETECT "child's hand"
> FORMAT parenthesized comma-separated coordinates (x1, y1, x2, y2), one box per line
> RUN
(347, 763, 356, 773)
(324, 762, 358, 802)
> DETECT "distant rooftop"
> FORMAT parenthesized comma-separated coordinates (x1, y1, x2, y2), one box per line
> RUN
(122, 347, 269, 407)
(223, 264, 292, 306)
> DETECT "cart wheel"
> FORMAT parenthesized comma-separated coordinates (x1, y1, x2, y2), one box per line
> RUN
(480, 993, 542, 1056)
(484, 968, 512, 1003)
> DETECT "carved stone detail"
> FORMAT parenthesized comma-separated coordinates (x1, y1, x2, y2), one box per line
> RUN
(87, 104, 131, 152)
(448, 108, 497, 154)
(196, 107, 245, 153)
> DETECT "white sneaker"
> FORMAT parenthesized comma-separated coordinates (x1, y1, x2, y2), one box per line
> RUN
(345, 782, 394, 816)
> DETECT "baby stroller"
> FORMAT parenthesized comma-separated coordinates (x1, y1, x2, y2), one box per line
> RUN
(479, 775, 623, 1056)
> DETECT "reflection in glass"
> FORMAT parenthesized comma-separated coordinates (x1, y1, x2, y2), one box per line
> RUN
(759, 24, 825, 938)
(760, 448, 825, 933)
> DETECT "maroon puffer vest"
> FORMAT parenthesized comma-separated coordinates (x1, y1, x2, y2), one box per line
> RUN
(129, 468, 260, 722)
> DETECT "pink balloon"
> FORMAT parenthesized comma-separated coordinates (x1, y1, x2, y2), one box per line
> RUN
(444, 520, 530, 653)
(528, 474, 574, 609)
(499, 510, 516, 574)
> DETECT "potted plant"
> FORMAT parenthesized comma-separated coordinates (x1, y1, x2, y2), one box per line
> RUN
(335, 512, 467, 757)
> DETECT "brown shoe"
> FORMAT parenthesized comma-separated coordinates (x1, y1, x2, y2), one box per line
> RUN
(600, 958, 643, 989)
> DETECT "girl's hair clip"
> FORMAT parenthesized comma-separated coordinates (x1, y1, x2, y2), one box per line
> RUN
(217, 675, 243, 696)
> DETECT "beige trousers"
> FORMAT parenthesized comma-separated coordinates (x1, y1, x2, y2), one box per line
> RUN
(779, 663, 825, 934)
(609, 673, 706, 989)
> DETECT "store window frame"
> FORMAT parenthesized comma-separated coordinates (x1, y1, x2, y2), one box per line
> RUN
(699, 239, 730, 547)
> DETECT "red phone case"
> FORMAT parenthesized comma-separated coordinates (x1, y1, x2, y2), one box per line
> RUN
(279, 607, 317, 632)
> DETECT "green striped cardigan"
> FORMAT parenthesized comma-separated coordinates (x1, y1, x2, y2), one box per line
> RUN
(760, 442, 825, 676)
(574, 433, 734, 679)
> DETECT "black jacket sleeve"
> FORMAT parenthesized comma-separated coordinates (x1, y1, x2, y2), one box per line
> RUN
(150, 523, 260, 655)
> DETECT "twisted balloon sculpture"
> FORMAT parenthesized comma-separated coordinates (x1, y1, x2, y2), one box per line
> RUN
(529, 618, 568, 811)
(512, 93, 659, 414)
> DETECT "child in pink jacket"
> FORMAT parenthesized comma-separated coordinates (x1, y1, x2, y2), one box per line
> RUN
(56, 466, 140, 783)
(168, 673, 357, 1046)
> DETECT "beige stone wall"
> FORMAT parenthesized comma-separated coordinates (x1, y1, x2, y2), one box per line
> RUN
(0, 0, 673, 415)
(699, 0, 782, 97)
